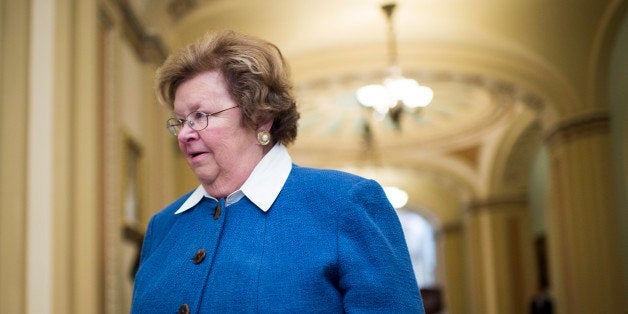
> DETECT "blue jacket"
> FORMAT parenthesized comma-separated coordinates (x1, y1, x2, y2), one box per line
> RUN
(131, 165, 424, 313)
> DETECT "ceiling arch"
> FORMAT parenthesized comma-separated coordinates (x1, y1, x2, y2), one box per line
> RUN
(587, 0, 627, 107)
(486, 106, 542, 197)
(138, 0, 622, 118)
(129, 0, 621, 221)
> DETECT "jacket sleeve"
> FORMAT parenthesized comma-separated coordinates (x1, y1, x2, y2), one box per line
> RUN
(337, 179, 425, 313)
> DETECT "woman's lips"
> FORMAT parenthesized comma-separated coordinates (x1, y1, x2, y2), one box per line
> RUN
(188, 151, 209, 161)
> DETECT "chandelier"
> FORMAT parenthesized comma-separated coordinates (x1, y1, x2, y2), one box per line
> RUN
(356, 2, 433, 129)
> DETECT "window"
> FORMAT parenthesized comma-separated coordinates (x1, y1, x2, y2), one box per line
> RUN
(396, 209, 436, 288)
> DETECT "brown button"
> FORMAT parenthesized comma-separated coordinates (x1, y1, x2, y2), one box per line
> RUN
(178, 303, 189, 314)
(193, 249, 206, 264)
(213, 204, 222, 220)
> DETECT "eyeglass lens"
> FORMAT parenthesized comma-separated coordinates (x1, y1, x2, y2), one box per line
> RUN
(166, 106, 238, 136)
(166, 112, 209, 136)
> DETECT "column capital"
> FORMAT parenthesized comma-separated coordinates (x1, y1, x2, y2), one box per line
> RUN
(544, 111, 610, 147)
(467, 194, 527, 213)
(435, 221, 464, 239)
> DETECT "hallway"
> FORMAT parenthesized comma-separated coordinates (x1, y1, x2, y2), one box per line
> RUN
(1, 0, 627, 313)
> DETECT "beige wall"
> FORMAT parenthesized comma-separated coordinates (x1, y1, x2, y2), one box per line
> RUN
(0, 0, 29, 313)
(609, 11, 628, 308)
(0, 0, 178, 312)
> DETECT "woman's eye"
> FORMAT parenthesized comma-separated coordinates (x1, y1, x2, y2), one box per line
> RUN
(192, 112, 205, 120)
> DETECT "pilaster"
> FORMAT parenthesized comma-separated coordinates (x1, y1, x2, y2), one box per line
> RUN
(436, 222, 468, 314)
(0, 0, 30, 312)
(465, 195, 536, 314)
(544, 112, 623, 314)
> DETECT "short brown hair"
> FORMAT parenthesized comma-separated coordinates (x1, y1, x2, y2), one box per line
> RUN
(156, 30, 299, 145)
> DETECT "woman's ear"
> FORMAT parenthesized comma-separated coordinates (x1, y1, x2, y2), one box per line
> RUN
(258, 119, 273, 132)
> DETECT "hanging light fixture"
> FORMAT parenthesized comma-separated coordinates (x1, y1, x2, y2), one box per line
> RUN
(383, 186, 409, 209)
(356, 2, 433, 129)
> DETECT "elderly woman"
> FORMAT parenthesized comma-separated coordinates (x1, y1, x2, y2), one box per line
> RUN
(131, 30, 424, 314)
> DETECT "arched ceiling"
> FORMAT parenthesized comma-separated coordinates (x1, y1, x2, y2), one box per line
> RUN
(128, 0, 617, 219)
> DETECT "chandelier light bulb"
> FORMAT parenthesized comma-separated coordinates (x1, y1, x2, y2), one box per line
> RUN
(403, 85, 434, 109)
(384, 186, 409, 209)
(356, 78, 433, 114)
(356, 84, 393, 115)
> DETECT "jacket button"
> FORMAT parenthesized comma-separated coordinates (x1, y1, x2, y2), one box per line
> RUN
(193, 249, 206, 264)
(178, 303, 189, 314)
(213, 204, 222, 220)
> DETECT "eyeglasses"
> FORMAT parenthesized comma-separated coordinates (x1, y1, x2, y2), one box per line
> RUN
(166, 106, 239, 136)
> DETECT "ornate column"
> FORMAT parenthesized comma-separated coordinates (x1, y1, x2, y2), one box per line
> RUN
(0, 1, 30, 312)
(545, 112, 623, 314)
(465, 196, 536, 314)
(436, 221, 468, 314)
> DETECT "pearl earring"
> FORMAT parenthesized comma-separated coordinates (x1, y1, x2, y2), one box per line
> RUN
(257, 130, 271, 146)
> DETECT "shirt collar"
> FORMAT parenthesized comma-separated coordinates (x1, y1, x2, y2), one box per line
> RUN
(174, 143, 292, 214)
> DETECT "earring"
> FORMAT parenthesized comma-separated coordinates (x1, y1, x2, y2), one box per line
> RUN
(257, 130, 271, 146)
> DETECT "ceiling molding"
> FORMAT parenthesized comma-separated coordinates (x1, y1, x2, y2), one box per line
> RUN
(111, 0, 169, 64)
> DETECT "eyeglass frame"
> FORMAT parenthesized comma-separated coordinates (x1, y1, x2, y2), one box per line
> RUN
(166, 105, 239, 136)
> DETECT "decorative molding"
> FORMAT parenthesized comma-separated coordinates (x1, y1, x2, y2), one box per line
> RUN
(98, 5, 114, 31)
(112, 0, 168, 64)
(167, 0, 199, 21)
(467, 194, 527, 213)
(502, 121, 542, 187)
(519, 91, 545, 112)
(166, 0, 222, 22)
(544, 111, 610, 147)
(435, 222, 464, 239)
(448, 144, 481, 171)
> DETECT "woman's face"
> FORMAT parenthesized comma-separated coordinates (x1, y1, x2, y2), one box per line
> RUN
(173, 70, 264, 196)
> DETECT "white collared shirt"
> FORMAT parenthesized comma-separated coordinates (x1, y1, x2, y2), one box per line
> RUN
(174, 143, 292, 214)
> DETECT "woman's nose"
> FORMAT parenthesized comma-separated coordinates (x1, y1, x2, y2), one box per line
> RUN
(177, 123, 198, 142)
